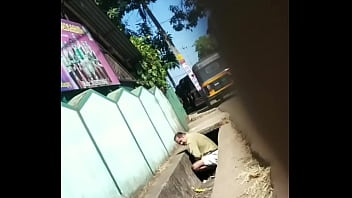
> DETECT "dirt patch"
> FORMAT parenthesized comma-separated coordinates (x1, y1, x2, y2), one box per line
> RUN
(211, 122, 274, 198)
(235, 156, 273, 198)
(218, 95, 288, 197)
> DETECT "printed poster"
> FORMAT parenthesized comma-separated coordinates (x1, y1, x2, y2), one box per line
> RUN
(61, 19, 120, 91)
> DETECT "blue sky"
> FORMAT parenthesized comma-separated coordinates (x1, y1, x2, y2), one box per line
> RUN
(123, 0, 208, 86)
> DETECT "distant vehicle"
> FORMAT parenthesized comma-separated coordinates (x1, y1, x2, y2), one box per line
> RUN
(176, 52, 234, 113)
(175, 76, 207, 114)
(192, 52, 234, 105)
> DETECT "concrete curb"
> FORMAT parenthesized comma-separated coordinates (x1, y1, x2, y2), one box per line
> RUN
(134, 147, 201, 198)
(211, 122, 253, 198)
(188, 109, 229, 134)
(188, 108, 219, 122)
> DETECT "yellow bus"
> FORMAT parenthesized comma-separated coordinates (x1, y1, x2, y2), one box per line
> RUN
(192, 53, 234, 105)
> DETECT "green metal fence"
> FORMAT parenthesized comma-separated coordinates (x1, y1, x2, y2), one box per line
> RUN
(166, 87, 189, 131)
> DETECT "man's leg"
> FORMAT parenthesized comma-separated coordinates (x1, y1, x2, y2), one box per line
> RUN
(195, 150, 218, 171)
(192, 160, 208, 172)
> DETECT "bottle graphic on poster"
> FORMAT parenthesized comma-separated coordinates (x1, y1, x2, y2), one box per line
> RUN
(69, 48, 88, 87)
(74, 39, 100, 81)
(71, 45, 91, 83)
(78, 41, 87, 57)
(68, 47, 89, 87)
(74, 42, 96, 83)
(72, 42, 94, 82)
(61, 54, 80, 88)
(94, 58, 111, 83)
(81, 31, 112, 84)
(62, 49, 84, 88)
(87, 48, 106, 81)
(80, 47, 100, 81)
(71, 33, 85, 60)
(83, 40, 110, 83)
(73, 43, 84, 60)
(82, 41, 90, 53)
(88, 47, 112, 83)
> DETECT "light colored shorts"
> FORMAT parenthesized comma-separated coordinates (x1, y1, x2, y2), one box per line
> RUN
(202, 150, 218, 166)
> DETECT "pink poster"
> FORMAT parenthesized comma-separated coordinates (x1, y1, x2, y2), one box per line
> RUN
(61, 19, 120, 91)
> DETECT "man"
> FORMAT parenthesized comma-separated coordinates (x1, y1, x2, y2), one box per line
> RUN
(174, 132, 218, 172)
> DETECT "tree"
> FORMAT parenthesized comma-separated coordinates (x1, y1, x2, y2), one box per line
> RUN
(169, 0, 209, 31)
(194, 35, 218, 59)
(151, 32, 179, 70)
(95, 0, 179, 89)
(130, 36, 169, 91)
(95, 0, 178, 68)
(94, 0, 157, 33)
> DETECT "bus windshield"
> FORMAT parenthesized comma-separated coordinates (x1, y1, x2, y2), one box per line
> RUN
(194, 60, 227, 84)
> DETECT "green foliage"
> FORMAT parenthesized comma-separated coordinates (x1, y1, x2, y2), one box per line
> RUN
(95, 0, 209, 32)
(95, 0, 156, 33)
(169, 0, 208, 31)
(194, 35, 218, 59)
(95, 0, 129, 32)
(151, 32, 178, 70)
(95, 0, 180, 70)
(130, 36, 168, 91)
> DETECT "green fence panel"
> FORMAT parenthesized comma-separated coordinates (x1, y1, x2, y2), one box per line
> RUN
(166, 87, 189, 131)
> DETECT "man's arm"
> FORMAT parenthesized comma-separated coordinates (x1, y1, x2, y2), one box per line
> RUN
(189, 143, 202, 159)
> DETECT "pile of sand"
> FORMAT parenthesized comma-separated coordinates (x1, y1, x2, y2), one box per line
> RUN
(236, 156, 273, 198)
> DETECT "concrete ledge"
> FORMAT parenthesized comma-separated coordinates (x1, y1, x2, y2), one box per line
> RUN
(188, 108, 218, 122)
(211, 123, 252, 198)
(135, 148, 201, 198)
(188, 109, 229, 134)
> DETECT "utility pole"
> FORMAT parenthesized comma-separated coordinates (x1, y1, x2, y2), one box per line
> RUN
(142, 3, 202, 92)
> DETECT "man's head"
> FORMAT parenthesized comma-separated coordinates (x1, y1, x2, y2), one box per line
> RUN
(174, 132, 187, 145)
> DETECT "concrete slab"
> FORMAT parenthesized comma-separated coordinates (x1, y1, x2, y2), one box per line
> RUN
(134, 147, 201, 198)
(188, 108, 229, 134)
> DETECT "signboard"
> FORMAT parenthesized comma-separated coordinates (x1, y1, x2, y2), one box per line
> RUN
(176, 54, 202, 91)
(61, 19, 120, 92)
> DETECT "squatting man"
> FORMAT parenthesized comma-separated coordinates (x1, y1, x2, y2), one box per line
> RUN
(174, 132, 218, 172)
